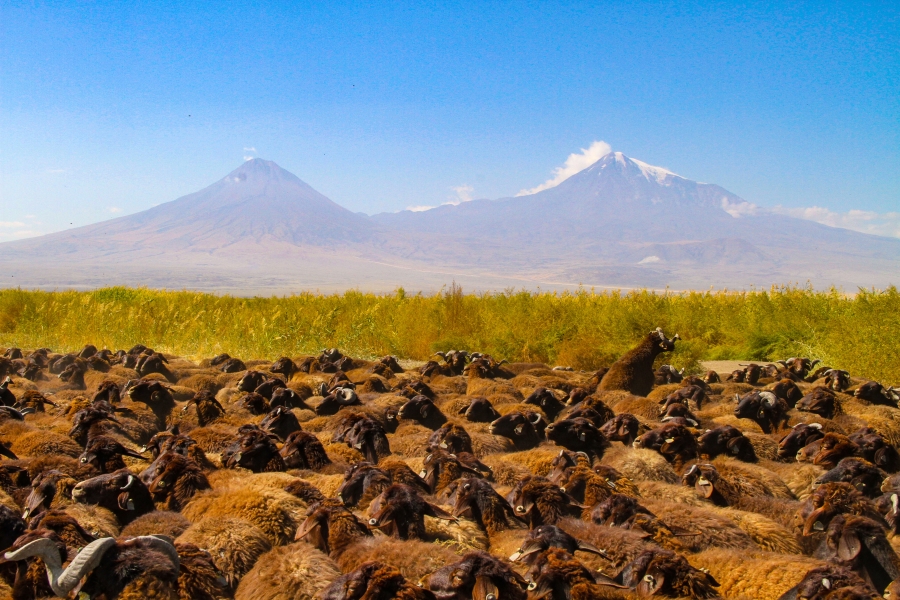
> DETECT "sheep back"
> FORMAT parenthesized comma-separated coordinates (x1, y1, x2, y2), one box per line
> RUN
(177, 516, 272, 588)
(234, 541, 340, 600)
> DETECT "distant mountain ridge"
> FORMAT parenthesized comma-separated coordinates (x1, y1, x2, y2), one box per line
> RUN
(1, 155, 897, 294)
(3, 159, 376, 259)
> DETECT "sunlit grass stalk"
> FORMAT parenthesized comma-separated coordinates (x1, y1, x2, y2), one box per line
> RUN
(0, 284, 897, 384)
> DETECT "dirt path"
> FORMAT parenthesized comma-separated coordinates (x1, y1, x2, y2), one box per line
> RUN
(700, 360, 756, 374)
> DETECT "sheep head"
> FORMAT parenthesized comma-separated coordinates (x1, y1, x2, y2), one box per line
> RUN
(682, 464, 722, 500)
(367, 483, 456, 540)
(260, 406, 301, 441)
(509, 524, 609, 564)
(797, 387, 839, 419)
(778, 423, 824, 460)
(315, 387, 361, 416)
(398, 395, 447, 429)
(423, 551, 527, 600)
(4, 534, 179, 597)
(336, 462, 391, 507)
(545, 417, 609, 459)
(812, 433, 859, 470)
(295, 499, 370, 554)
(458, 397, 501, 423)
(72, 469, 154, 523)
(489, 411, 542, 450)
(428, 423, 474, 455)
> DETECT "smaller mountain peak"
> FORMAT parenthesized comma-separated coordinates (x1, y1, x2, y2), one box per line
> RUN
(224, 158, 300, 184)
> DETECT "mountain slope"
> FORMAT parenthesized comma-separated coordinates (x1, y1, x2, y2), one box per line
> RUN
(2, 159, 378, 260)
(372, 152, 900, 275)
(0, 154, 897, 293)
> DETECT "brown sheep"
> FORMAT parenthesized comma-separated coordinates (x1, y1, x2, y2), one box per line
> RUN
(233, 541, 341, 600)
(598, 327, 680, 397)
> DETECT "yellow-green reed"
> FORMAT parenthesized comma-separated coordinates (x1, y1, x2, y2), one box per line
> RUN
(0, 284, 897, 384)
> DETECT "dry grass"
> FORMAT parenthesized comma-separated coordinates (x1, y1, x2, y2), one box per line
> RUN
(0, 283, 897, 383)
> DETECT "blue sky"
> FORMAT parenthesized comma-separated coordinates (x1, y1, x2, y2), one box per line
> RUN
(1, 1, 898, 239)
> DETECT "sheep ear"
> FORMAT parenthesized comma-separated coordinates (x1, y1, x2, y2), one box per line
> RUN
(669, 525, 702, 537)
(472, 575, 499, 600)
(526, 578, 555, 599)
(593, 572, 628, 588)
(637, 570, 664, 596)
(116, 492, 134, 511)
(837, 529, 861, 561)
(520, 498, 534, 515)
(576, 540, 609, 559)
(509, 539, 543, 561)
(296, 517, 328, 552)
(726, 437, 745, 455)
(424, 502, 457, 522)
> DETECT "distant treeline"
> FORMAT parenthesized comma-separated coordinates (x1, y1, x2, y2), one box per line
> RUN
(0, 284, 897, 384)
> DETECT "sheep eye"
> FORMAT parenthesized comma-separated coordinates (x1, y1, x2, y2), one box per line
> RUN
(643, 574, 655, 583)
(527, 582, 537, 590)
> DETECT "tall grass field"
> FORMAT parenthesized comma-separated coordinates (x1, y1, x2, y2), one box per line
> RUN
(1, 285, 897, 384)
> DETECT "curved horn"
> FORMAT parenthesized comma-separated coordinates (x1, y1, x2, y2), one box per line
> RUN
(121, 475, 135, 490)
(758, 391, 778, 406)
(133, 535, 180, 573)
(2, 406, 27, 419)
(4, 536, 117, 596)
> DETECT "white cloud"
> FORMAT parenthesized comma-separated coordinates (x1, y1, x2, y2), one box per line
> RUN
(0, 221, 26, 228)
(244, 147, 257, 152)
(447, 184, 474, 205)
(721, 197, 760, 218)
(638, 255, 661, 264)
(403, 184, 476, 213)
(12, 230, 41, 238)
(517, 140, 612, 196)
(244, 156, 255, 161)
(771, 205, 900, 238)
(720, 196, 900, 238)
(108, 207, 122, 213)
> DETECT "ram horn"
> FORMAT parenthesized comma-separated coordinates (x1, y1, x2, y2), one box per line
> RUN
(758, 391, 778, 406)
(131, 535, 180, 573)
(121, 475, 135, 490)
(4, 536, 117, 596)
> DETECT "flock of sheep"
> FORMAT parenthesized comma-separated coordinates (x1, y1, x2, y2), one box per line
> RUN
(0, 327, 899, 599)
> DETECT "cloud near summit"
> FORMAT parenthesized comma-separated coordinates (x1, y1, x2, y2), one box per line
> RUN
(722, 198, 900, 239)
(517, 140, 612, 196)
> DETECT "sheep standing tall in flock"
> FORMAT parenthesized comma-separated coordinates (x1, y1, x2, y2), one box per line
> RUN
(0, 333, 898, 599)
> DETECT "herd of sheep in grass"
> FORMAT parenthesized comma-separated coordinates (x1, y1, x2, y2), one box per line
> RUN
(0, 327, 899, 599)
